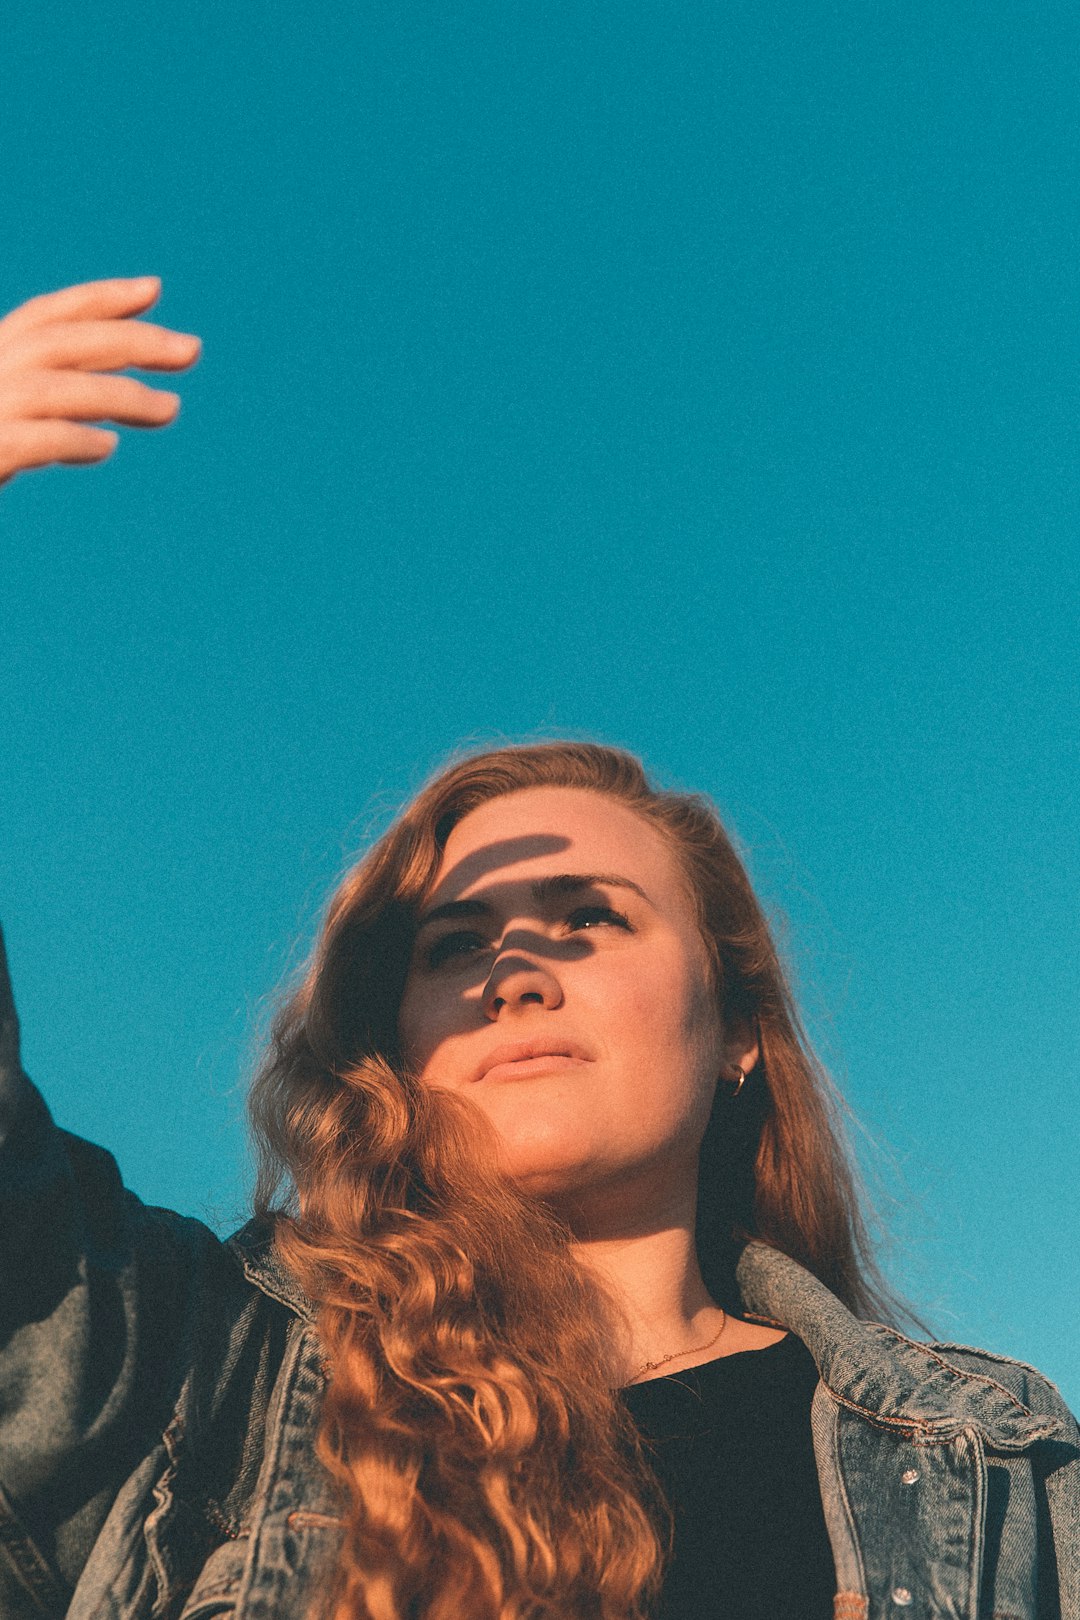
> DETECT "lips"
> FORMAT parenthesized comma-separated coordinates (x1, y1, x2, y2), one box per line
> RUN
(473, 1038, 592, 1084)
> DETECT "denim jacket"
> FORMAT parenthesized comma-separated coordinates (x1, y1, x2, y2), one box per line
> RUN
(1, 1057, 1077, 1620)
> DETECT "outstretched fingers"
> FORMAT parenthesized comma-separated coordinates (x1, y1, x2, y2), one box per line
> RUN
(0, 276, 201, 484)
(0, 276, 167, 336)
(12, 319, 202, 376)
(0, 421, 119, 484)
(12, 370, 181, 425)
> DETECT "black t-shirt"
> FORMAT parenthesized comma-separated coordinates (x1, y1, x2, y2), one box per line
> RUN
(618, 1333, 836, 1620)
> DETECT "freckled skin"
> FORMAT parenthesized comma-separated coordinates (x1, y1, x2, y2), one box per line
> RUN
(398, 787, 755, 1239)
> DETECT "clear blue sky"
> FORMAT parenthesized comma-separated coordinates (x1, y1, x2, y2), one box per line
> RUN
(2, 0, 1077, 1405)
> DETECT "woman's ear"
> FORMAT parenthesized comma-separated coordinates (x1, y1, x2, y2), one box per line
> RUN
(722, 1019, 760, 1080)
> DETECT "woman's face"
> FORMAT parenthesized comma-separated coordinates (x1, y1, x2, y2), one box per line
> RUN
(397, 787, 755, 1231)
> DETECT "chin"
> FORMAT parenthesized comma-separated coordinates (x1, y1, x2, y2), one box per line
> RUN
(492, 1140, 598, 1200)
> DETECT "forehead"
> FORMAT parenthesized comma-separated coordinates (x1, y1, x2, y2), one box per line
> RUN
(428, 786, 690, 910)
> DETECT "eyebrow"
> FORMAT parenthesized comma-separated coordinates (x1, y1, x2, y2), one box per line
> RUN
(416, 872, 651, 930)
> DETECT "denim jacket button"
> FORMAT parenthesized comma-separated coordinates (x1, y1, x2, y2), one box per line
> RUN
(900, 1467, 919, 1485)
(891, 1587, 913, 1606)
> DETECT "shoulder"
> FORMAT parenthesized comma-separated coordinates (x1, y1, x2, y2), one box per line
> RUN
(918, 1337, 1080, 1441)
(736, 1243, 1078, 1447)
(226, 1215, 316, 1321)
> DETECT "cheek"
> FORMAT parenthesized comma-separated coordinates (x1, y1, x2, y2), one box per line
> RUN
(681, 970, 725, 1072)
(397, 974, 478, 1077)
(605, 954, 720, 1084)
(396, 979, 438, 1068)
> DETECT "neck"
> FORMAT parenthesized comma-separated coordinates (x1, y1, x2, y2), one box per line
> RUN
(566, 1197, 720, 1385)
(562, 1184, 786, 1384)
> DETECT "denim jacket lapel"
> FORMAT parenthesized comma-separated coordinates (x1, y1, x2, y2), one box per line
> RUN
(736, 1241, 1073, 1620)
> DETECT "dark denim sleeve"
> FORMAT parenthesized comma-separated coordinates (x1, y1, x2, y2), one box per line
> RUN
(0, 929, 263, 1614)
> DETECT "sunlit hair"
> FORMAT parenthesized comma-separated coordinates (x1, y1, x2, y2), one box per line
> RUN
(250, 741, 896, 1620)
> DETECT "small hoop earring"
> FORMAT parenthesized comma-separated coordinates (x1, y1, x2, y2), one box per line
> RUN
(725, 1064, 746, 1098)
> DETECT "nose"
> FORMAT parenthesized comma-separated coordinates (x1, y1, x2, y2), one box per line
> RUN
(482, 951, 564, 1020)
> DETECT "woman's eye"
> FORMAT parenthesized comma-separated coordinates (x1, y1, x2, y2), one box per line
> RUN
(565, 905, 633, 932)
(422, 906, 632, 967)
(425, 932, 489, 969)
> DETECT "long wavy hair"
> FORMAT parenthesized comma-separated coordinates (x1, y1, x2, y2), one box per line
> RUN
(250, 742, 895, 1620)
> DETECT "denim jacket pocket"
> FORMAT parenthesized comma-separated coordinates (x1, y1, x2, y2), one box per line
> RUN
(0, 1478, 70, 1619)
(175, 1537, 251, 1620)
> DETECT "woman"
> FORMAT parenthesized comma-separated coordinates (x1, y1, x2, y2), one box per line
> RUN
(1, 283, 1077, 1620)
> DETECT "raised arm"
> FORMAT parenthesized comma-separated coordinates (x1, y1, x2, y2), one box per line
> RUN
(0, 929, 270, 1613)
(0, 277, 200, 485)
(0, 925, 25, 1150)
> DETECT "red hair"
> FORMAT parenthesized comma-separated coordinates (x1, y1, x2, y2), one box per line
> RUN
(250, 742, 896, 1619)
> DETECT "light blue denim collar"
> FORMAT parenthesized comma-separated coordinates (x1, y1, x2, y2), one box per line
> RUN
(736, 1240, 1064, 1450)
(228, 1218, 316, 1321)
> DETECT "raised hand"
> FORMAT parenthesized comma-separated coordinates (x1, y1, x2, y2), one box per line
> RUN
(0, 277, 201, 486)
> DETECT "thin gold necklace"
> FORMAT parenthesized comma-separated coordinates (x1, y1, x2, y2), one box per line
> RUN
(626, 1308, 728, 1385)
